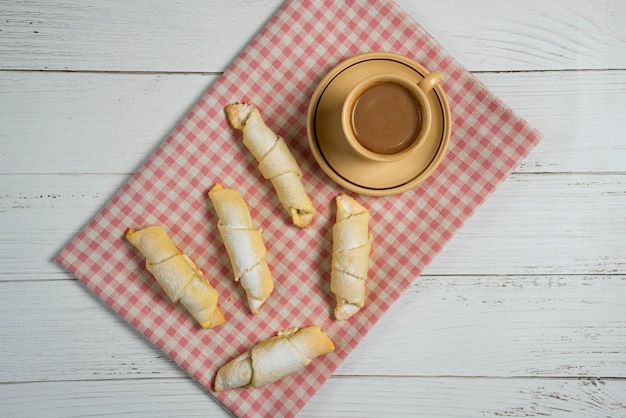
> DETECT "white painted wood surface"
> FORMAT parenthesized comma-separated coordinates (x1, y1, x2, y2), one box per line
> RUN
(1, 0, 625, 416)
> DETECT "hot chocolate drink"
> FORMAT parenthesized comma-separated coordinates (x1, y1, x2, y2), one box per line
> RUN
(350, 82, 422, 155)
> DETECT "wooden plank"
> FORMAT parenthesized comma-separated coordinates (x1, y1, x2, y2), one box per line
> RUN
(0, 1, 625, 72)
(1, 172, 624, 280)
(404, 1, 626, 73)
(338, 275, 626, 378)
(1, 70, 626, 175)
(0, 174, 129, 280)
(478, 70, 626, 174)
(1, 376, 624, 417)
(306, 377, 626, 418)
(426, 173, 626, 276)
(0, 279, 183, 382)
(0, 0, 280, 73)
(0, 378, 224, 418)
(2, 275, 624, 383)
(0, 72, 217, 175)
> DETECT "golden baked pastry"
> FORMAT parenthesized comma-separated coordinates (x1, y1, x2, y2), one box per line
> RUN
(208, 183, 273, 315)
(214, 326, 335, 391)
(126, 225, 226, 329)
(225, 102, 314, 228)
(330, 194, 372, 320)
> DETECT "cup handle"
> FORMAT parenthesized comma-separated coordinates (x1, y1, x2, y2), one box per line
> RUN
(417, 70, 443, 93)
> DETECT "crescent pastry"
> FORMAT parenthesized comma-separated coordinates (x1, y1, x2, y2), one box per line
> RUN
(208, 184, 273, 315)
(225, 102, 314, 228)
(126, 225, 226, 329)
(214, 326, 335, 391)
(330, 194, 372, 320)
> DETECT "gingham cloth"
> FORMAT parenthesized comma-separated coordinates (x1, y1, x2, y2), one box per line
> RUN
(56, 0, 541, 416)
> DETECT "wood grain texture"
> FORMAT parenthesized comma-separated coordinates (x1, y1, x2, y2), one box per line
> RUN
(0, 72, 217, 175)
(338, 275, 626, 378)
(478, 70, 626, 173)
(1, 276, 624, 383)
(1, 0, 625, 416)
(1, 173, 624, 280)
(1, 377, 624, 417)
(1, 0, 625, 72)
(1, 70, 625, 175)
(0, 0, 281, 73)
(305, 377, 626, 417)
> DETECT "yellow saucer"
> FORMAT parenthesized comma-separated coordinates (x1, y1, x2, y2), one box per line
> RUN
(307, 52, 451, 196)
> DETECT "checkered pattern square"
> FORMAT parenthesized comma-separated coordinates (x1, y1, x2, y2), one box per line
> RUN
(56, 0, 541, 417)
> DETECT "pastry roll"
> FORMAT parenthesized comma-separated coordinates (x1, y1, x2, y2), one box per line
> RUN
(214, 326, 335, 391)
(330, 194, 372, 320)
(126, 226, 227, 329)
(208, 184, 273, 315)
(225, 102, 314, 228)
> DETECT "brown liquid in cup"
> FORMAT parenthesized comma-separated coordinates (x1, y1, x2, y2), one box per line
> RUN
(351, 82, 422, 155)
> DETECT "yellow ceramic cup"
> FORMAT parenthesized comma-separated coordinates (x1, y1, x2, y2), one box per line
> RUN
(341, 71, 442, 162)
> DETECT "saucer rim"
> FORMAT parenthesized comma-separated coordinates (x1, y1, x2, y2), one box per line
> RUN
(307, 52, 451, 196)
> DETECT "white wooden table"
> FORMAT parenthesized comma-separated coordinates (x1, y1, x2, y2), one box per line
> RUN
(1, 1, 625, 416)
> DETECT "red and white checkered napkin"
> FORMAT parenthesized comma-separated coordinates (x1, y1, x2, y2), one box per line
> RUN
(57, 0, 541, 416)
